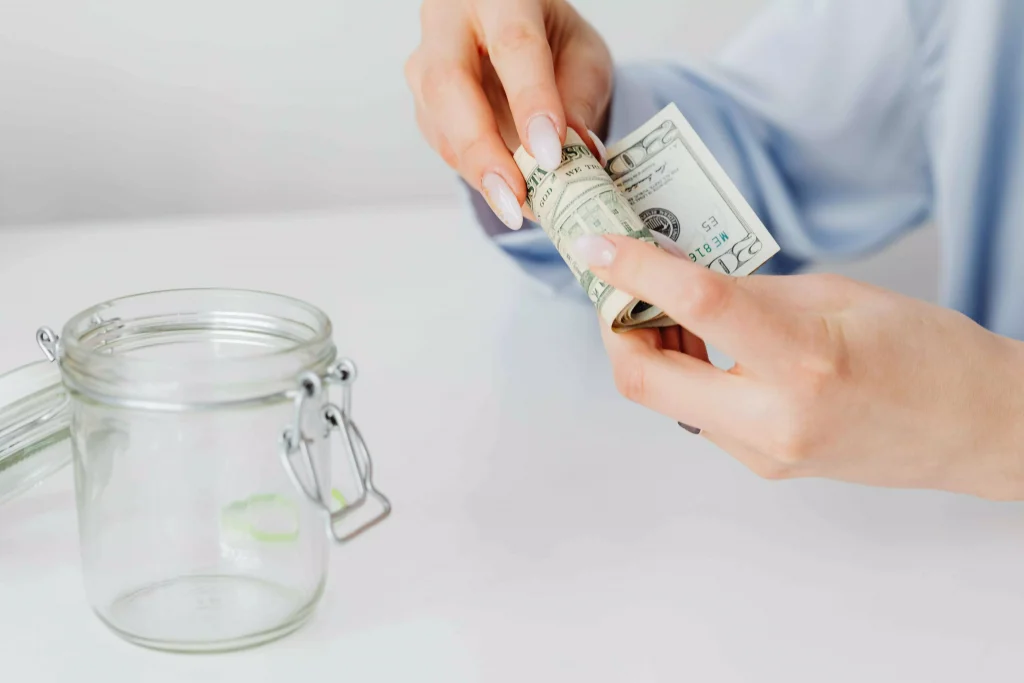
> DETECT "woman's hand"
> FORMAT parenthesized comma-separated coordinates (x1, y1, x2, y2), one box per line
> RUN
(405, 0, 612, 230)
(573, 234, 1024, 501)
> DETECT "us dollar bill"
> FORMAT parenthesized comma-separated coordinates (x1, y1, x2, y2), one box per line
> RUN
(513, 103, 780, 331)
(514, 129, 672, 330)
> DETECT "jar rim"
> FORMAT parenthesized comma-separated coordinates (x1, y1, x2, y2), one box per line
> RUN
(62, 287, 332, 361)
(57, 287, 337, 407)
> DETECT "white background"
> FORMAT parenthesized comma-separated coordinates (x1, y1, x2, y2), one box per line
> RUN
(0, 0, 938, 300)
(0, 0, 767, 224)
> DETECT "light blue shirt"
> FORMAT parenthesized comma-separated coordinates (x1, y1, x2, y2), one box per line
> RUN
(466, 0, 1024, 341)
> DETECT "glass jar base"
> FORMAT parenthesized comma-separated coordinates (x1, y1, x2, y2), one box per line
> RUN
(95, 574, 324, 652)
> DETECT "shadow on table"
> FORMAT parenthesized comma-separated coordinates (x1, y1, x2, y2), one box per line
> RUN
(463, 284, 1024, 568)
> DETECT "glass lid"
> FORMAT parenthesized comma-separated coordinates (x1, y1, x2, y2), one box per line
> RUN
(0, 359, 71, 506)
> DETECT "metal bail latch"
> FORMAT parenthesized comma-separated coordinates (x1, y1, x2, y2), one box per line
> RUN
(279, 359, 391, 543)
(36, 327, 60, 362)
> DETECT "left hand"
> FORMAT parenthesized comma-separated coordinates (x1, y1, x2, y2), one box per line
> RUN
(574, 234, 1024, 501)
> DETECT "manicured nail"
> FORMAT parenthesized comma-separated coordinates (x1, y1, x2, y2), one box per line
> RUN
(527, 115, 563, 172)
(648, 229, 688, 259)
(587, 129, 608, 166)
(481, 173, 523, 230)
(678, 421, 702, 435)
(572, 235, 616, 268)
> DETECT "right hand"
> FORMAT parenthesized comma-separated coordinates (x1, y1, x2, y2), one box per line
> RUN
(405, 0, 613, 230)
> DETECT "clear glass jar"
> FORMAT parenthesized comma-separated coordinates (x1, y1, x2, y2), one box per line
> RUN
(0, 289, 390, 652)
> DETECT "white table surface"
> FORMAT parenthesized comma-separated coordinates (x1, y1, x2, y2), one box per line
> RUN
(2, 204, 1024, 682)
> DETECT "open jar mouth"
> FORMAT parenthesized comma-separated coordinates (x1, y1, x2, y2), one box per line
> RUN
(52, 288, 338, 409)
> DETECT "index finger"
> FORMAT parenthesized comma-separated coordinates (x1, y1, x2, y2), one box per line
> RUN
(590, 235, 808, 373)
(477, 0, 566, 171)
(414, 3, 527, 220)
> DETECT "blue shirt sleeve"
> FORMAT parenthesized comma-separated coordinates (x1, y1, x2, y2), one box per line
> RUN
(469, 0, 936, 282)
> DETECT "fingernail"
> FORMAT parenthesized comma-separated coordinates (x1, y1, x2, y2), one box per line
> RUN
(678, 422, 702, 435)
(481, 173, 524, 230)
(587, 129, 608, 166)
(571, 235, 616, 268)
(649, 229, 688, 258)
(527, 115, 563, 172)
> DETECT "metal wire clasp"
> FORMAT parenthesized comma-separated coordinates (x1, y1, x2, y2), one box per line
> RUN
(279, 359, 391, 543)
(36, 327, 60, 362)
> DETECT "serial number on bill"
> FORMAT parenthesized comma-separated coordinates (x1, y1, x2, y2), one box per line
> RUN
(690, 230, 731, 262)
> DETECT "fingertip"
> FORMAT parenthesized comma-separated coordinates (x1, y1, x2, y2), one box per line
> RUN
(526, 114, 564, 172)
(571, 234, 616, 269)
(601, 233, 656, 253)
(481, 171, 525, 231)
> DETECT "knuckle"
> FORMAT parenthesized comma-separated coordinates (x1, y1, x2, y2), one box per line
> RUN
(403, 51, 421, 86)
(769, 411, 817, 466)
(418, 63, 458, 106)
(676, 273, 732, 322)
(489, 21, 547, 59)
(413, 104, 431, 133)
(797, 316, 850, 397)
(452, 135, 489, 165)
(507, 82, 555, 112)
(438, 137, 459, 168)
(777, 434, 813, 466)
(752, 460, 792, 482)
(748, 384, 822, 468)
(797, 363, 832, 403)
(612, 357, 648, 404)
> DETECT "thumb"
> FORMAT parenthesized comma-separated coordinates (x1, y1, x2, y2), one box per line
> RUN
(556, 33, 613, 163)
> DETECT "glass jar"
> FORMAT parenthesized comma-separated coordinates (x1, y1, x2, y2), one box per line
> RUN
(0, 289, 390, 652)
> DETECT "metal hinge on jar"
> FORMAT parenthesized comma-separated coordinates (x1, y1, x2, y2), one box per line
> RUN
(280, 360, 392, 543)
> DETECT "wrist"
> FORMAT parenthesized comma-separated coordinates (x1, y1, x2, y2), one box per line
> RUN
(975, 336, 1024, 501)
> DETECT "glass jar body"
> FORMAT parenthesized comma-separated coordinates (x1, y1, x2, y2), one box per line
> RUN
(72, 393, 333, 651)
(56, 290, 342, 652)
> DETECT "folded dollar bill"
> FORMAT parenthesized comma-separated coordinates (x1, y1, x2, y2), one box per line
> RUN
(513, 103, 780, 332)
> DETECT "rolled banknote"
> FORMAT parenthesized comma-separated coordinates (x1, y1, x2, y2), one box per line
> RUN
(514, 129, 673, 330)
(513, 103, 780, 332)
